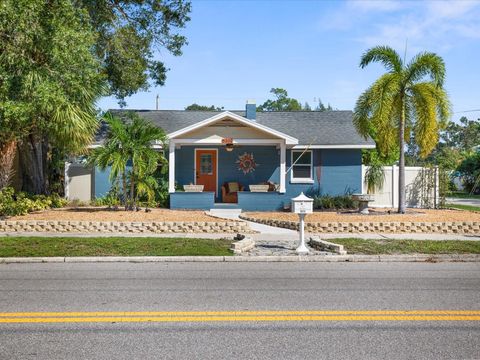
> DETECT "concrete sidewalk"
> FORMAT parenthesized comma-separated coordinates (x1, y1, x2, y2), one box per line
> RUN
(1, 231, 479, 241)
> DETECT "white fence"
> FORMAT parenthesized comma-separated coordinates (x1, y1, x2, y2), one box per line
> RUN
(361, 165, 439, 208)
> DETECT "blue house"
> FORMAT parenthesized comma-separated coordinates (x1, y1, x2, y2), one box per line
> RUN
(66, 101, 375, 211)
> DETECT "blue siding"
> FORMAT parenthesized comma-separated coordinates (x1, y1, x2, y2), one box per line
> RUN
(173, 147, 362, 210)
(94, 167, 112, 198)
(318, 149, 362, 195)
(175, 146, 280, 201)
(170, 192, 215, 210)
(238, 192, 287, 211)
(91, 146, 363, 210)
(94, 163, 133, 199)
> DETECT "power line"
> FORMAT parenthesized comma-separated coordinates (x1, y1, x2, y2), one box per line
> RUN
(454, 109, 480, 113)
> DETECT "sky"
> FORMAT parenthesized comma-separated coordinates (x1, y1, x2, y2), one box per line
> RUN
(97, 0, 480, 122)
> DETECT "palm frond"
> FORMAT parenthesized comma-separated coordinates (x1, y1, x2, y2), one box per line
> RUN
(360, 46, 403, 73)
(409, 82, 440, 158)
(405, 52, 446, 87)
(354, 73, 400, 157)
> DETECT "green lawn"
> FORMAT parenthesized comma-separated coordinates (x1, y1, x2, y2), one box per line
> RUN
(447, 192, 480, 199)
(445, 203, 480, 212)
(0, 237, 233, 257)
(330, 238, 480, 255)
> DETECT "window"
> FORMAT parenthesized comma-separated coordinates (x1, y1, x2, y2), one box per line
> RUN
(200, 154, 213, 175)
(291, 150, 313, 183)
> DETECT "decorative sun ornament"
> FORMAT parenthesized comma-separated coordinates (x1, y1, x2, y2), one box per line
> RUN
(236, 152, 258, 175)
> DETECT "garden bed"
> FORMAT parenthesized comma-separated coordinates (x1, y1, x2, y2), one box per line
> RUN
(241, 209, 480, 234)
(243, 209, 480, 223)
(1, 207, 252, 234)
(6, 207, 217, 222)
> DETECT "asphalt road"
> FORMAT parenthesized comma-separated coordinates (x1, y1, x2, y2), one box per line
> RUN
(0, 262, 479, 359)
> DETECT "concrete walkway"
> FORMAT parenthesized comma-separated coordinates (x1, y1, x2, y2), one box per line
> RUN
(207, 209, 298, 241)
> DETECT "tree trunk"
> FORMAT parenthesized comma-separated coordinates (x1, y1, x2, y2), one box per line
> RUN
(398, 103, 406, 214)
(0, 140, 17, 190)
(18, 134, 49, 194)
(122, 172, 128, 210)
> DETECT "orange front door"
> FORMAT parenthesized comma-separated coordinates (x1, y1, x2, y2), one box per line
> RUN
(195, 149, 217, 193)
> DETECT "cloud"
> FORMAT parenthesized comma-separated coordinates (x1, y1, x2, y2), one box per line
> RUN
(347, 0, 404, 12)
(319, 0, 480, 52)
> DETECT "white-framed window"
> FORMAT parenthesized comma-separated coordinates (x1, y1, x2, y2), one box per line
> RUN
(290, 150, 314, 183)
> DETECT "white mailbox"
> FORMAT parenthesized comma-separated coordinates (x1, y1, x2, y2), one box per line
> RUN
(291, 192, 313, 255)
(291, 192, 313, 214)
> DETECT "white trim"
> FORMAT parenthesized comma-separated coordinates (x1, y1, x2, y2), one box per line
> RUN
(279, 141, 286, 193)
(167, 111, 298, 145)
(290, 179, 315, 184)
(194, 148, 219, 197)
(171, 138, 284, 146)
(293, 144, 375, 149)
(290, 150, 314, 183)
(168, 140, 176, 193)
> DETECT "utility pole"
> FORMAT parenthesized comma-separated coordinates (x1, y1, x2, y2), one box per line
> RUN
(156, 94, 159, 110)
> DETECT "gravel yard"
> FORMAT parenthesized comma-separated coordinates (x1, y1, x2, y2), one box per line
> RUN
(244, 208, 480, 223)
(7, 207, 218, 222)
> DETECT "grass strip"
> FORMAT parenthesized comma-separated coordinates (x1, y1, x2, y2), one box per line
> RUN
(0, 237, 233, 257)
(445, 203, 480, 212)
(330, 238, 480, 255)
(447, 192, 480, 199)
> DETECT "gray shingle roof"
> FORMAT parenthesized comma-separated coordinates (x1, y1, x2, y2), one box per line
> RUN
(108, 109, 374, 146)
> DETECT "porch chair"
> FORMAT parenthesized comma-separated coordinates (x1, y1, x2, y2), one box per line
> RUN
(221, 182, 244, 203)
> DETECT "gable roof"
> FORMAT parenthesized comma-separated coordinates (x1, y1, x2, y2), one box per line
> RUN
(108, 109, 375, 147)
(167, 111, 298, 145)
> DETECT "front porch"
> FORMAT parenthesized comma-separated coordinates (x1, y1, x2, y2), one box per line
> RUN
(168, 111, 297, 210)
(170, 190, 292, 211)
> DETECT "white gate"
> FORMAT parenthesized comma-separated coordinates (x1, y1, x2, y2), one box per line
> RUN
(362, 165, 439, 208)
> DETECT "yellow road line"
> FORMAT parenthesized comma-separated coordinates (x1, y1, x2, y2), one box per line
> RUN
(1, 310, 479, 318)
(0, 315, 480, 323)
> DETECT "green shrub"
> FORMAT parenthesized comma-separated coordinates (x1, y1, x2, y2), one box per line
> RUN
(92, 188, 121, 208)
(0, 187, 67, 216)
(313, 194, 357, 210)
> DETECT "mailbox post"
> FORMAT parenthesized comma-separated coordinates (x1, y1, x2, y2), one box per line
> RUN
(291, 192, 313, 255)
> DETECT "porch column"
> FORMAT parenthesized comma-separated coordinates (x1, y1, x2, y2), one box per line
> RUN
(168, 140, 176, 193)
(279, 141, 286, 193)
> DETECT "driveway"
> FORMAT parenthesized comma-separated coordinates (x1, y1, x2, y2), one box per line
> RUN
(446, 197, 480, 207)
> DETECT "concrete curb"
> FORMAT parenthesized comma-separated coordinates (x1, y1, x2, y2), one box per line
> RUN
(1, 254, 479, 264)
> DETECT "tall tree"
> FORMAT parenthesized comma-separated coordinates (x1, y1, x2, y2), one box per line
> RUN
(185, 104, 224, 111)
(354, 46, 451, 213)
(0, 0, 104, 193)
(315, 99, 333, 112)
(77, 0, 191, 105)
(258, 88, 302, 112)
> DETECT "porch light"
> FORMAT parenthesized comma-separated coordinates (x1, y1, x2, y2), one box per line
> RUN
(222, 137, 234, 152)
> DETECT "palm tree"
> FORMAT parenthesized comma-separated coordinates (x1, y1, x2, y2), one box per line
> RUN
(89, 112, 166, 210)
(89, 114, 130, 208)
(354, 46, 451, 213)
(127, 115, 166, 209)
